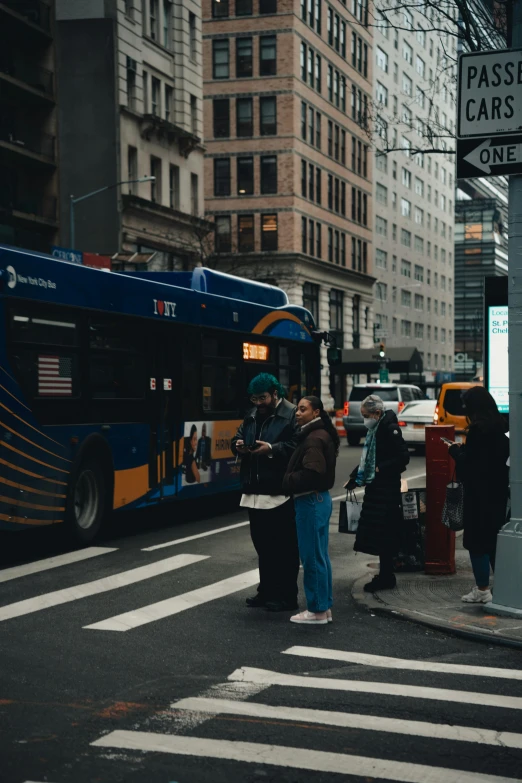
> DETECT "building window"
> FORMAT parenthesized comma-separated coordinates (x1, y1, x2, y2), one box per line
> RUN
(215, 215, 231, 253)
(236, 37, 253, 78)
(260, 35, 277, 75)
(213, 40, 229, 79)
(143, 70, 149, 112)
(126, 57, 137, 110)
(260, 156, 277, 194)
(169, 164, 180, 209)
(164, 85, 173, 122)
(236, 97, 253, 137)
(125, 0, 134, 18)
(301, 159, 306, 197)
(150, 0, 159, 40)
(128, 146, 138, 193)
(213, 99, 230, 138)
(191, 173, 198, 215)
(302, 216, 307, 253)
(214, 159, 231, 196)
(190, 95, 197, 134)
(259, 0, 277, 12)
(163, 0, 171, 47)
(303, 282, 319, 325)
(212, 0, 229, 17)
(317, 223, 322, 258)
(189, 12, 197, 61)
(329, 289, 344, 342)
(151, 76, 161, 116)
(328, 228, 333, 262)
(375, 249, 387, 269)
(237, 157, 254, 194)
(238, 215, 254, 251)
(260, 96, 276, 135)
(236, 0, 253, 14)
(150, 156, 161, 203)
(261, 214, 278, 251)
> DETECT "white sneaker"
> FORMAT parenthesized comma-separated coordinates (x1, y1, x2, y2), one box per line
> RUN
(461, 586, 493, 604)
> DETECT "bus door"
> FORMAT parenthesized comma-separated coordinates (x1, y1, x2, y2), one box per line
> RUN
(148, 326, 180, 500)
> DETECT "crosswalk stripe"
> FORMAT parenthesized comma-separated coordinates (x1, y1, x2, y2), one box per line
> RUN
(0, 553, 208, 622)
(83, 569, 259, 631)
(0, 546, 118, 583)
(283, 646, 522, 681)
(228, 667, 522, 711)
(142, 521, 249, 551)
(91, 731, 518, 782)
(171, 696, 522, 750)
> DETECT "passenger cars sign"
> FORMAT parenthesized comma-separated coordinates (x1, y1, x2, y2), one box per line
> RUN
(457, 49, 522, 138)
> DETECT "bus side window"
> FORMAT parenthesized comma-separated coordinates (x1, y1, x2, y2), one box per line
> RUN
(201, 332, 240, 413)
(89, 319, 145, 399)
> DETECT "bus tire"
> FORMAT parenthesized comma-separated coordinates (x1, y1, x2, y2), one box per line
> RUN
(66, 458, 106, 544)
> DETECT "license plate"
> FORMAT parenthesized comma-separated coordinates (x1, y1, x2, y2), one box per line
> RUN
(413, 424, 424, 429)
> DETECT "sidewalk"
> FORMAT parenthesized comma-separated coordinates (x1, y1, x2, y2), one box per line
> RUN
(351, 537, 522, 648)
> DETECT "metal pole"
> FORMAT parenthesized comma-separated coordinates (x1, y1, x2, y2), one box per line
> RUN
(69, 195, 75, 249)
(487, 0, 522, 618)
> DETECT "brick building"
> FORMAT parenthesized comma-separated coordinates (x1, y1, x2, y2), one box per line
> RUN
(203, 0, 375, 401)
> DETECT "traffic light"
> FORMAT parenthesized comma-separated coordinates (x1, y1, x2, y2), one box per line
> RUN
(379, 342, 386, 358)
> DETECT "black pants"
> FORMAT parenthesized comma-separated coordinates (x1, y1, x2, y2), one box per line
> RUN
(249, 500, 300, 604)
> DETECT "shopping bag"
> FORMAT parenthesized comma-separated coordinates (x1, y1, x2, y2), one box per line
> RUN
(441, 479, 464, 532)
(339, 491, 360, 534)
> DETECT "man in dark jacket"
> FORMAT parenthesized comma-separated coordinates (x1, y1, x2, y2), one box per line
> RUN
(196, 423, 212, 471)
(232, 373, 299, 612)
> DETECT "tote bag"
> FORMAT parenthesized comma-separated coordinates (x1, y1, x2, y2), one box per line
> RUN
(441, 477, 464, 532)
(339, 491, 361, 534)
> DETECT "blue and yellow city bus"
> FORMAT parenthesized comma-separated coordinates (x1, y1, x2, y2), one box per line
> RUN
(0, 245, 319, 542)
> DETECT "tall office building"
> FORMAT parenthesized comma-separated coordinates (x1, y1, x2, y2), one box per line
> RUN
(56, 0, 209, 270)
(0, 0, 59, 252)
(372, 2, 456, 377)
(203, 0, 375, 400)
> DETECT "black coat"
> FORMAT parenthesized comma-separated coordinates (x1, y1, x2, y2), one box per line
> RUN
(351, 410, 410, 557)
(231, 398, 298, 494)
(449, 426, 509, 553)
(282, 419, 337, 495)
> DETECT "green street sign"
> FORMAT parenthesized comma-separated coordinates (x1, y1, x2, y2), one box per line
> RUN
(379, 368, 389, 383)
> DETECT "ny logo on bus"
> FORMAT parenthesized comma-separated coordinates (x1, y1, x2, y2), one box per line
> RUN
(153, 299, 177, 318)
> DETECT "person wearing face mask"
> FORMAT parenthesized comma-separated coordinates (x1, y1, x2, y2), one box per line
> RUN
(282, 396, 339, 625)
(232, 373, 300, 612)
(345, 394, 410, 593)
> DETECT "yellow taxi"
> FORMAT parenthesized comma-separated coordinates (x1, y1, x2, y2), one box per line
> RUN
(433, 381, 482, 437)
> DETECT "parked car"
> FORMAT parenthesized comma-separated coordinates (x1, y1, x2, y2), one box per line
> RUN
(342, 383, 424, 446)
(433, 382, 481, 436)
(398, 400, 437, 453)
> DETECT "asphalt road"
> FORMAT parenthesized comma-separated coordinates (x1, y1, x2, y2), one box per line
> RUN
(1, 445, 521, 783)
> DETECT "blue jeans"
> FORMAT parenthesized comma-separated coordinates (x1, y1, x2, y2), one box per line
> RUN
(470, 552, 495, 587)
(294, 492, 333, 613)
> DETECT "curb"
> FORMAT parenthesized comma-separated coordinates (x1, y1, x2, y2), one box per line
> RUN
(351, 574, 522, 650)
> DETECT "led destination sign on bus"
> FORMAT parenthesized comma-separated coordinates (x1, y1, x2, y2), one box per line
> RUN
(243, 342, 269, 361)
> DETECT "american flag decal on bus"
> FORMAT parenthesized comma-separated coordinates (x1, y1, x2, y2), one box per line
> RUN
(38, 355, 73, 396)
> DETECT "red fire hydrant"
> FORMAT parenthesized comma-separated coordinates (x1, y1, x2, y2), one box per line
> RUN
(424, 425, 456, 575)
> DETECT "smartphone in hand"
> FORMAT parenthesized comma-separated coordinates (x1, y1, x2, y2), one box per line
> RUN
(440, 437, 454, 445)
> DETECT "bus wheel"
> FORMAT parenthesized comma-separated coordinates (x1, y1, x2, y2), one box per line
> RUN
(67, 459, 105, 544)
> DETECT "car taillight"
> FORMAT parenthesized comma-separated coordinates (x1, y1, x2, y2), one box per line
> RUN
(344, 401, 349, 415)
(398, 421, 407, 427)
(433, 405, 439, 424)
(398, 401, 405, 414)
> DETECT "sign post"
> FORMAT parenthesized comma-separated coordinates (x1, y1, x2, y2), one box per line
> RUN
(460, 4, 522, 618)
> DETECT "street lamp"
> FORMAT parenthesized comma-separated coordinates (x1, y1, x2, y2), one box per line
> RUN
(69, 176, 156, 249)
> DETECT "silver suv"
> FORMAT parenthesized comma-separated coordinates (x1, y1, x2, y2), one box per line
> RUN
(343, 383, 424, 446)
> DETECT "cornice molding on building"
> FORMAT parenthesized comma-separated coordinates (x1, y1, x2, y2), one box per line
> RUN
(122, 194, 213, 231)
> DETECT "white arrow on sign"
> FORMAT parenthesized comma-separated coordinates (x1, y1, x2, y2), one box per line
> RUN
(464, 137, 522, 174)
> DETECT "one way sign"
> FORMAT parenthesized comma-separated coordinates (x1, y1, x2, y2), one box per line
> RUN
(457, 135, 522, 178)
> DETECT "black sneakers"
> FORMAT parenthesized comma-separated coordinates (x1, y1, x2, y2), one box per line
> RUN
(246, 595, 267, 608)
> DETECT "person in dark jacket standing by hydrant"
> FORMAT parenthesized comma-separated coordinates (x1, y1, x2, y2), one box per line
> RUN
(232, 373, 300, 612)
(282, 396, 339, 625)
(446, 385, 509, 604)
(346, 395, 409, 593)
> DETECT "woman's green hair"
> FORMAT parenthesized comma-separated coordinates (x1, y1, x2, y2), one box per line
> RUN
(247, 373, 286, 398)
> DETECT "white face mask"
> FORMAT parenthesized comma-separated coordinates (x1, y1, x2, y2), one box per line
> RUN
(363, 416, 379, 430)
